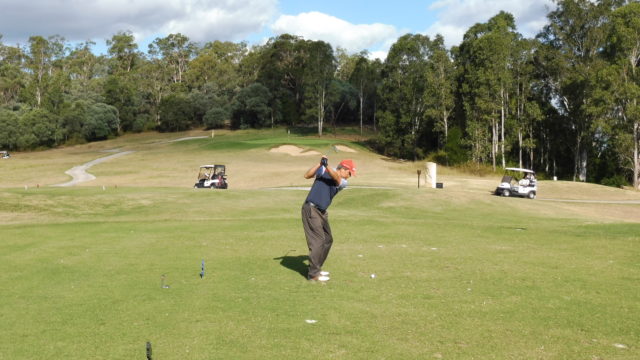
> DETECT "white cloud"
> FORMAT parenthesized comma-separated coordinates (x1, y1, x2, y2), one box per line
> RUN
(271, 11, 398, 54)
(425, 0, 556, 47)
(0, 0, 277, 45)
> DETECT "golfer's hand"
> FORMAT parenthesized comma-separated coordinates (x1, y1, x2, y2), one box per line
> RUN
(320, 156, 328, 167)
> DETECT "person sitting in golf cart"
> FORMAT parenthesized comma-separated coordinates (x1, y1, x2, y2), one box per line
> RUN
(519, 173, 531, 186)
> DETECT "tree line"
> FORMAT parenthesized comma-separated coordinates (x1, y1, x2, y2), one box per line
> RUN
(0, 0, 638, 188)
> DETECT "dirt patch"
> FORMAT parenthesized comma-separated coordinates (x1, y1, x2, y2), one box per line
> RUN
(334, 145, 357, 153)
(269, 145, 320, 156)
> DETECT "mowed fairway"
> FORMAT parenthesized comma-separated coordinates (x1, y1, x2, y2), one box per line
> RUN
(1, 129, 639, 359)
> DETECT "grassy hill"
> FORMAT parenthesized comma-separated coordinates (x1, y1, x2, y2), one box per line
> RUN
(0, 129, 639, 359)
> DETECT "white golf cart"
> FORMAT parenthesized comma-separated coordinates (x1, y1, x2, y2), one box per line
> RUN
(494, 167, 537, 199)
(1, 151, 9, 159)
(194, 165, 228, 189)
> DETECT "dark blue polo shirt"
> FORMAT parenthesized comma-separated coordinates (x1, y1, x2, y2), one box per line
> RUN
(305, 167, 347, 211)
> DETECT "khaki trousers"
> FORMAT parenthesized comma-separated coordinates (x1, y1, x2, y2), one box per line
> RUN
(301, 202, 333, 278)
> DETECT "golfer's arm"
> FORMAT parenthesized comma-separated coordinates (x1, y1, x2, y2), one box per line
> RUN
(304, 164, 321, 179)
(325, 166, 341, 185)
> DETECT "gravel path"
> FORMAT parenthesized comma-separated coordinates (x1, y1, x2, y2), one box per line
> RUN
(53, 151, 135, 187)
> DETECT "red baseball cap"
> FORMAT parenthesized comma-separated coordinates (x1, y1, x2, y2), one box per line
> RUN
(339, 159, 357, 176)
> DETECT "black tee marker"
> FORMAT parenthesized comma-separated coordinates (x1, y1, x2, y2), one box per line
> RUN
(146, 341, 152, 360)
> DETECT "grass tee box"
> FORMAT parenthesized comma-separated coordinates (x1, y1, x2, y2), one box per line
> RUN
(0, 185, 639, 360)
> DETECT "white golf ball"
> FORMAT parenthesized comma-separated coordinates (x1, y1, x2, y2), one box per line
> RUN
(370, 274, 376, 279)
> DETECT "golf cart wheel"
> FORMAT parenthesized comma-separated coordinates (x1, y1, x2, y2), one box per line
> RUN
(527, 192, 536, 199)
(502, 189, 510, 197)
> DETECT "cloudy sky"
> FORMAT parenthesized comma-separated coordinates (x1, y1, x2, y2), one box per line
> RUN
(0, 0, 556, 59)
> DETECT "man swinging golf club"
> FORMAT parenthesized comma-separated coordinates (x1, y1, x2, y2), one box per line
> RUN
(302, 156, 356, 282)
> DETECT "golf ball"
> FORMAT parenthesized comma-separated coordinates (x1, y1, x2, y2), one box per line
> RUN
(370, 274, 376, 279)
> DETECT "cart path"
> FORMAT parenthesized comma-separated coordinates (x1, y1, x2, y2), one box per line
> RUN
(53, 151, 135, 187)
(537, 198, 640, 204)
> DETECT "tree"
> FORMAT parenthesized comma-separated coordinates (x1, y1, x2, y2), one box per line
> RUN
(606, 2, 640, 189)
(231, 83, 272, 129)
(302, 40, 336, 136)
(256, 35, 308, 126)
(456, 12, 520, 170)
(103, 76, 136, 132)
(0, 108, 19, 149)
(148, 33, 197, 84)
(0, 39, 25, 107)
(538, 0, 618, 181)
(512, 38, 543, 169)
(349, 53, 380, 135)
(83, 103, 119, 141)
(327, 78, 357, 132)
(24, 35, 67, 108)
(18, 108, 63, 149)
(378, 34, 432, 160)
(107, 31, 139, 74)
(185, 40, 246, 96)
(158, 93, 193, 132)
(423, 34, 455, 149)
(67, 41, 101, 99)
(204, 107, 229, 129)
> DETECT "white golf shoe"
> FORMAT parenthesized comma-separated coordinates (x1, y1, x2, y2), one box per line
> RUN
(309, 275, 330, 282)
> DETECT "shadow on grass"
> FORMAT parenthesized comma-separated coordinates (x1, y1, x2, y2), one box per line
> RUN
(273, 254, 308, 278)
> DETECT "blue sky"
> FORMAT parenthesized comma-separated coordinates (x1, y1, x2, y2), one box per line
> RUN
(0, 0, 555, 59)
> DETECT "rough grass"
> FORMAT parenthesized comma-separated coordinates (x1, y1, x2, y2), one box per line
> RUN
(1, 129, 639, 359)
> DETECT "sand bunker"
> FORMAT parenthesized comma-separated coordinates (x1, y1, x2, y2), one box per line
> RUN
(270, 145, 320, 156)
(334, 145, 357, 153)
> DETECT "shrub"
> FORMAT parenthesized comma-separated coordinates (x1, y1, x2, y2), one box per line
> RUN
(204, 107, 229, 129)
(601, 175, 628, 188)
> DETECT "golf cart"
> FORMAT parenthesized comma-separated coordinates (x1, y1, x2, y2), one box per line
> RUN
(1, 151, 9, 159)
(494, 167, 537, 199)
(194, 165, 228, 189)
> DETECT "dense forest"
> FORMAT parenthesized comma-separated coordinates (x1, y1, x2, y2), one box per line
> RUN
(0, 0, 638, 188)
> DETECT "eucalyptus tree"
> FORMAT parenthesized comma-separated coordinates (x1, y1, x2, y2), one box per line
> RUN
(0, 37, 25, 107)
(25, 35, 67, 108)
(327, 78, 357, 132)
(538, 0, 618, 181)
(606, 2, 640, 189)
(335, 47, 359, 81)
(349, 52, 380, 135)
(0, 108, 19, 149)
(423, 34, 455, 149)
(302, 39, 336, 136)
(456, 12, 520, 170)
(511, 38, 543, 169)
(106, 31, 139, 74)
(67, 41, 101, 99)
(185, 40, 247, 96)
(136, 57, 172, 127)
(378, 33, 432, 160)
(256, 34, 308, 126)
(230, 82, 272, 129)
(105, 32, 143, 131)
(148, 33, 197, 84)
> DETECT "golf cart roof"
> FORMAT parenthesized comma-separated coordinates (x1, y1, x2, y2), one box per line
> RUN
(505, 167, 535, 174)
(200, 165, 224, 168)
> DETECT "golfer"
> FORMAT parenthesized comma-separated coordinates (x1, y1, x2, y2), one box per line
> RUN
(302, 156, 356, 282)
